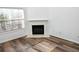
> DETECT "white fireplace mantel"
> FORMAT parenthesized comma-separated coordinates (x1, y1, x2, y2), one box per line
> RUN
(27, 19, 49, 37)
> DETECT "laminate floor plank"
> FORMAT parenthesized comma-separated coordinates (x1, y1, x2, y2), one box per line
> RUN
(25, 38, 43, 46)
(2, 42, 16, 52)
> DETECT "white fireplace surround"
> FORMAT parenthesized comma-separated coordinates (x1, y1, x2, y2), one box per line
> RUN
(27, 19, 49, 37)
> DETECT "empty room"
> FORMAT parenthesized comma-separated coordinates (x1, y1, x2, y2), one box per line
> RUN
(0, 7, 79, 52)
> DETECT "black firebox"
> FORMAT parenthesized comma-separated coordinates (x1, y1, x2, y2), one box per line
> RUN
(32, 25, 44, 35)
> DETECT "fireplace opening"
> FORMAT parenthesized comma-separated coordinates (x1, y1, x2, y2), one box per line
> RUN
(32, 25, 44, 35)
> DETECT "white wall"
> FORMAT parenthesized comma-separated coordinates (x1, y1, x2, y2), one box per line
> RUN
(27, 7, 48, 20)
(48, 7, 79, 43)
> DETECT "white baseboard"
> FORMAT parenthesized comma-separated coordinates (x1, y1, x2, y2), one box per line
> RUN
(50, 35, 79, 44)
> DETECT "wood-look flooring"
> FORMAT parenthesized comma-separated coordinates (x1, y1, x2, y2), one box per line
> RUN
(0, 36, 79, 52)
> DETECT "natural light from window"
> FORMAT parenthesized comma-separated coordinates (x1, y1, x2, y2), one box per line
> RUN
(0, 8, 25, 33)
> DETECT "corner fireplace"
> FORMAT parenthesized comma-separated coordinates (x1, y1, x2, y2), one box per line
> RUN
(32, 25, 44, 35)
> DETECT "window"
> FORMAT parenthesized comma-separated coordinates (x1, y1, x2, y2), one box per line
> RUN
(0, 8, 24, 33)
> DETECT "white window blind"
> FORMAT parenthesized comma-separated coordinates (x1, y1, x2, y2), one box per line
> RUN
(0, 8, 25, 33)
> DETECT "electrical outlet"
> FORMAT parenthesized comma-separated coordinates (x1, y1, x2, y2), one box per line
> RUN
(59, 32, 62, 34)
(58, 32, 65, 36)
(77, 36, 79, 38)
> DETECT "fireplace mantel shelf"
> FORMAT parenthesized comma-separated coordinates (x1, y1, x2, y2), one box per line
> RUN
(27, 19, 48, 22)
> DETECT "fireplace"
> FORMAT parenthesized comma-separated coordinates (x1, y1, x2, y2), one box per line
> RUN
(32, 25, 44, 35)
(27, 19, 49, 37)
